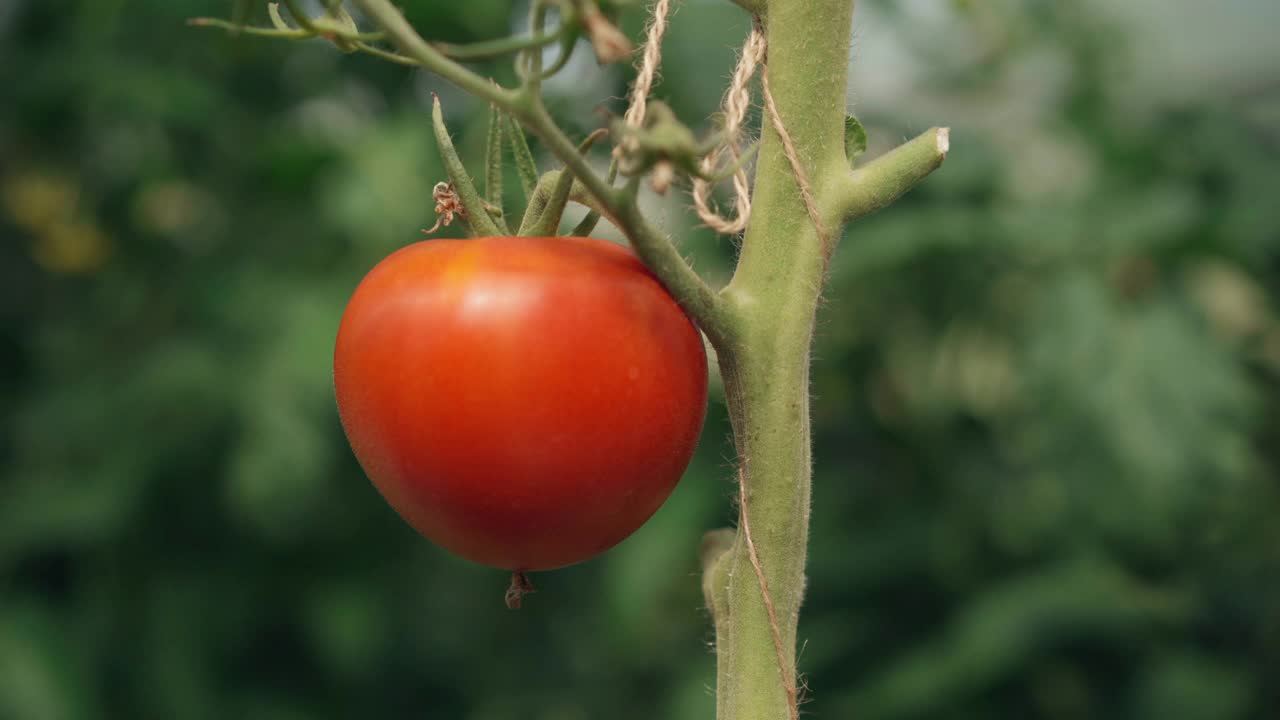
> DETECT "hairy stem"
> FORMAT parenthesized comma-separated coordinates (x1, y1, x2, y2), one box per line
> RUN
(434, 30, 562, 61)
(708, 0, 855, 718)
(706, 1, 947, 717)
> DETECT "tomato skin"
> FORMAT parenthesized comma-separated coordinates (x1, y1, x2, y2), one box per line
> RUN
(334, 236, 708, 571)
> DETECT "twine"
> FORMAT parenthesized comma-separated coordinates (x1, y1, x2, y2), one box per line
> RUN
(761, 68, 830, 252)
(691, 22, 766, 234)
(623, 0, 673, 130)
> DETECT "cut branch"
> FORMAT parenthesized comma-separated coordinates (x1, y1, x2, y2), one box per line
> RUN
(838, 127, 950, 223)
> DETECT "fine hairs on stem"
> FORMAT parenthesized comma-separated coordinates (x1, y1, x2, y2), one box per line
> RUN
(736, 468, 800, 720)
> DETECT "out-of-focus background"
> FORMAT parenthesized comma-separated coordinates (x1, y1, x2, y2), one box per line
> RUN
(3, 0, 1279, 718)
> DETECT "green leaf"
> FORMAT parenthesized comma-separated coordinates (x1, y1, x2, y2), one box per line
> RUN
(844, 114, 868, 166)
(506, 116, 539, 200)
(430, 95, 504, 238)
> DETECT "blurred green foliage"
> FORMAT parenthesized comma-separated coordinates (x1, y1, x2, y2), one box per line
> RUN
(3, 1, 1280, 718)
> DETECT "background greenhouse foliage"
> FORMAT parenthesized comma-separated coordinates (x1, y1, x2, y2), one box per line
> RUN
(3, 0, 1280, 718)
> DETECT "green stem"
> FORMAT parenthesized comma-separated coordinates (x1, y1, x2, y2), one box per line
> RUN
(506, 117, 541, 200)
(350, 0, 523, 107)
(707, 1, 855, 718)
(517, 171, 559, 235)
(523, 1, 551, 95)
(838, 127, 950, 222)
(519, 129, 608, 236)
(484, 104, 506, 223)
(434, 30, 562, 61)
(569, 158, 619, 237)
(352, 41, 417, 65)
(706, 1, 947, 717)
(187, 18, 309, 38)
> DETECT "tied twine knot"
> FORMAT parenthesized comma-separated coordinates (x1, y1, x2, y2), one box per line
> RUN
(622, 5, 828, 250)
(689, 22, 766, 235)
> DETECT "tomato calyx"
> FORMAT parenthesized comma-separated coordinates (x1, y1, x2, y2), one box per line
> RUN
(505, 571, 537, 610)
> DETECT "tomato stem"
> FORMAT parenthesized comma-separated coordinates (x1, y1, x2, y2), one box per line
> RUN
(504, 571, 536, 610)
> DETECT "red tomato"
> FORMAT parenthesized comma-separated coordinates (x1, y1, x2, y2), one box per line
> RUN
(333, 236, 708, 571)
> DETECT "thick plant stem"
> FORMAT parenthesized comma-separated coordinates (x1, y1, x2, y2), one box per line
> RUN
(705, 0, 948, 714)
(708, 341, 816, 720)
(705, 0, 856, 718)
(840, 127, 950, 222)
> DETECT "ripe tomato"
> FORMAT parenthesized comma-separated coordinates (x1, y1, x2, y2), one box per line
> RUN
(334, 236, 708, 571)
